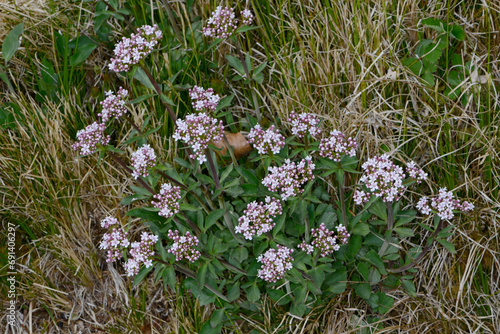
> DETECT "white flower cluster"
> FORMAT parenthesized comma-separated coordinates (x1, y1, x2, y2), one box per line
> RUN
(109, 25, 163, 72)
(257, 245, 294, 283)
(125, 232, 158, 276)
(152, 183, 181, 219)
(235, 197, 282, 240)
(131, 144, 156, 179)
(173, 113, 224, 164)
(262, 157, 315, 201)
(289, 111, 321, 139)
(417, 188, 474, 220)
(189, 86, 220, 112)
(203, 6, 238, 39)
(248, 124, 285, 155)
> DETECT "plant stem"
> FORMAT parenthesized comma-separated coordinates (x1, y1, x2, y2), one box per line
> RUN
(337, 167, 347, 225)
(378, 201, 394, 257)
(173, 216, 201, 238)
(140, 65, 177, 123)
(160, 0, 183, 43)
(205, 149, 221, 189)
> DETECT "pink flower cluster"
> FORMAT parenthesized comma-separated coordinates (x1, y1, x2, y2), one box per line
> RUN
(262, 157, 315, 201)
(406, 161, 428, 184)
(72, 122, 110, 156)
(125, 232, 158, 276)
(257, 245, 294, 283)
(167, 230, 201, 262)
(336, 224, 350, 244)
(248, 124, 285, 155)
(189, 86, 220, 112)
(152, 183, 181, 219)
(131, 144, 156, 179)
(203, 6, 238, 39)
(108, 24, 163, 72)
(354, 154, 406, 204)
(98, 87, 129, 122)
(319, 130, 357, 162)
(235, 197, 282, 240)
(241, 9, 253, 26)
(416, 187, 474, 220)
(298, 223, 350, 257)
(99, 216, 129, 263)
(100, 216, 119, 229)
(173, 113, 224, 164)
(289, 111, 321, 139)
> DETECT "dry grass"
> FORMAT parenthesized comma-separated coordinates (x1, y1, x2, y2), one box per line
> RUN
(1, 0, 499, 333)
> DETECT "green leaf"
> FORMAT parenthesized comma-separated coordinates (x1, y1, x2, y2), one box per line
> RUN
(225, 55, 245, 74)
(210, 309, 225, 328)
(394, 227, 415, 238)
(227, 282, 240, 302)
(174, 157, 193, 170)
(355, 283, 371, 300)
(375, 292, 394, 314)
(180, 203, 200, 212)
(2, 23, 24, 63)
(401, 279, 417, 297)
(133, 67, 155, 90)
(309, 268, 325, 288)
(420, 18, 446, 33)
(197, 262, 208, 289)
(235, 25, 260, 34)
(220, 164, 234, 185)
(215, 94, 234, 112)
(449, 25, 465, 41)
(205, 209, 225, 230)
(364, 250, 387, 275)
(69, 43, 97, 66)
(200, 320, 222, 334)
(163, 266, 176, 290)
(352, 222, 370, 236)
(247, 283, 260, 302)
(436, 238, 456, 254)
(126, 207, 164, 222)
(159, 94, 175, 106)
(253, 61, 267, 76)
(133, 265, 154, 286)
(402, 57, 422, 75)
(128, 94, 156, 104)
(422, 70, 435, 87)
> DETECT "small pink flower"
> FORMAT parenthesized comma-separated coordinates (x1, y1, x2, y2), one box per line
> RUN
(406, 161, 427, 184)
(99, 227, 130, 263)
(152, 183, 181, 219)
(203, 6, 238, 39)
(98, 87, 129, 122)
(358, 154, 406, 203)
(131, 144, 156, 179)
(167, 230, 201, 262)
(173, 113, 224, 164)
(353, 190, 370, 205)
(100, 216, 119, 229)
(248, 124, 285, 155)
(289, 111, 321, 139)
(319, 130, 357, 162)
(125, 232, 158, 276)
(241, 9, 253, 26)
(262, 157, 315, 201)
(257, 245, 294, 283)
(235, 197, 282, 240)
(72, 122, 110, 156)
(299, 223, 349, 257)
(109, 25, 163, 72)
(417, 188, 474, 220)
(189, 86, 220, 112)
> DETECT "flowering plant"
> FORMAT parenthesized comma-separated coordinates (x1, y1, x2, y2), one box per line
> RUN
(73, 7, 474, 329)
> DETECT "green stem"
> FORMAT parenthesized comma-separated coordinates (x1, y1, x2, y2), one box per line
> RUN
(378, 201, 394, 257)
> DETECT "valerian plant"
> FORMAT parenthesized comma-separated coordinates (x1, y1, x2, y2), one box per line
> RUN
(73, 6, 474, 331)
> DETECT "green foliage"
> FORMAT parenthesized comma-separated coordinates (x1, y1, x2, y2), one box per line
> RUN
(403, 17, 466, 101)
